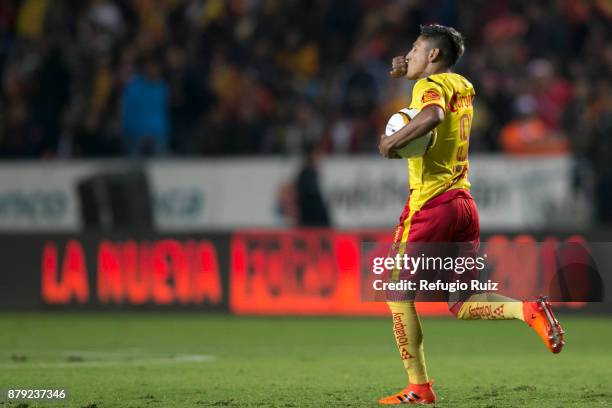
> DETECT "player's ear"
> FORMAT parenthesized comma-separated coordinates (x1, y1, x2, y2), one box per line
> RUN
(428, 47, 441, 63)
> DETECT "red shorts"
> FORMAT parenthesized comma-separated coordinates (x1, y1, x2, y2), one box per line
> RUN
(393, 188, 480, 244)
(387, 189, 481, 311)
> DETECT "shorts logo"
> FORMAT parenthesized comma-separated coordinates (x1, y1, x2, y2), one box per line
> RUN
(421, 90, 441, 104)
(393, 225, 403, 243)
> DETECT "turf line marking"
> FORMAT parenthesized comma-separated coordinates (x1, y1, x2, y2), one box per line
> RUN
(0, 354, 215, 369)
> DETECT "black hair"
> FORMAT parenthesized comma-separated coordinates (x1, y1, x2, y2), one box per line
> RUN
(419, 24, 465, 67)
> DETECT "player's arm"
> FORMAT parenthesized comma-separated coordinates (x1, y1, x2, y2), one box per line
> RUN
(378, 105, 444, 158)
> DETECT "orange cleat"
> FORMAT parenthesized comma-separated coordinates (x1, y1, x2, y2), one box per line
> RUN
(523, 296, 565, 354)
(378, 381, 436, 405)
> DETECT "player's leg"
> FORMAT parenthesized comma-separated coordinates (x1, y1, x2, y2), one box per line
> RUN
(379, 206, 436, 405)
(455, 292, 524, 320)
(454, 294, 564, 353)
(379, 300, 435, 405)
(450, 196, 565, 353)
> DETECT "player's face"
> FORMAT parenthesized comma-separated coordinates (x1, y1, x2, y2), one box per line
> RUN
(405, 37, 430, 79)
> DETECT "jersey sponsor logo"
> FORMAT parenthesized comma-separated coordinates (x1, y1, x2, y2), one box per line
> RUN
(421, 90, 441, 104)
(448, 93, 474, 112)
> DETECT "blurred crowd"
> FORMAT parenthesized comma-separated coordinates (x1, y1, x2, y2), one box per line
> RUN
(0, 0, 610, 161)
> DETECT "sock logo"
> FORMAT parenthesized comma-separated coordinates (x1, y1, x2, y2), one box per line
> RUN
(468, 304, 505, 319)
(491, 304, 504, 318)
(400, 346, 413, 360)
(392, 312, 409, 349)
(468, 304, 491, 318)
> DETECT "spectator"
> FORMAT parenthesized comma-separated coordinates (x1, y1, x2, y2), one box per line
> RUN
(26, 40, 70, 157)
(296, 143, 331, 227)
(120, 56, 169, 156)
(500, 95, 568, 155)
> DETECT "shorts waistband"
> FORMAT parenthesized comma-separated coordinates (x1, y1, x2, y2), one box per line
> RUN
(420, 188, 473, 210)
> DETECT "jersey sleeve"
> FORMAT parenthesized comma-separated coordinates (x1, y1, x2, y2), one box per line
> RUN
(411, 78, 447, 112)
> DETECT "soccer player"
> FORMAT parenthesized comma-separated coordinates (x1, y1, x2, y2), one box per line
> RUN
(377, 24, 565, 405)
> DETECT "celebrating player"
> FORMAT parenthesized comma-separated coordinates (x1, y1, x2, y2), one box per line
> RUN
(377, 24, 565, 405)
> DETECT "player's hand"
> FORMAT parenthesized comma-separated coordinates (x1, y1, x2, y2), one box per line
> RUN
(390, 56, 407, 78)
(378, 134, 400, 159)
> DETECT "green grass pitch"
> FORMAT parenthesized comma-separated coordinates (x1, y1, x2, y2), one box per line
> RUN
(1, 313, 611, 407)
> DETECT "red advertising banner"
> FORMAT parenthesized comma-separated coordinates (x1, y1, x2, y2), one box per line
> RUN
(229, 230, 450, 316)
(41, 239, 224, 306)
(229, 231, 595, 316)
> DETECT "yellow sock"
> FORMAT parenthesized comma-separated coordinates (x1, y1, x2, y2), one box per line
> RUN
(387, 301, 429, 384)
(457, 293, 524, 320)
